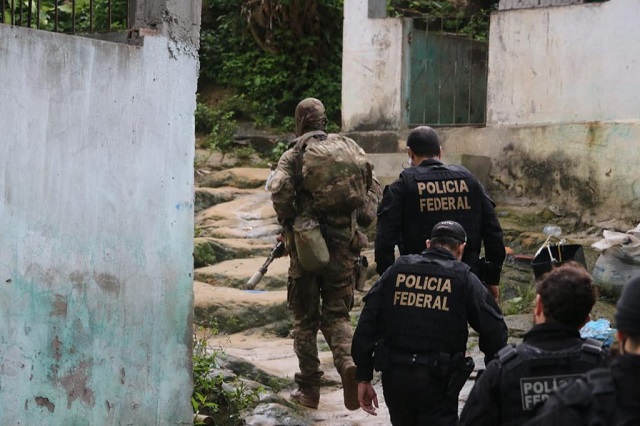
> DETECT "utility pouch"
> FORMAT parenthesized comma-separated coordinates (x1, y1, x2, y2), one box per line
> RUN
(354, 255, 369, 292)
(293, 214, 330, 272)
(373, 339, 390, 372)
(445, 355, 475, 399)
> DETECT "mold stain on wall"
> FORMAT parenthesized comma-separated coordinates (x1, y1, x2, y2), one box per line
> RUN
(494, 143, 600, 210)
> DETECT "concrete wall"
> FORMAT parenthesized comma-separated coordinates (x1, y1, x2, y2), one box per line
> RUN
(435, 123, 640, 223)
(342, 0, 407, 132)
(487, 0, 640, 125)
(0, 1, 199, 422)
(499, 0, 586, 11)
(349, 0, 640, 223)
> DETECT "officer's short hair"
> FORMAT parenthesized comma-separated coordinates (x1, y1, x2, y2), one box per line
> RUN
(407, 126, 441, 157)
(536, 261, 597, 329)
(430, 236, 463, 252)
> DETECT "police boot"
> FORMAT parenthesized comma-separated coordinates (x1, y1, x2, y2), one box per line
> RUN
(340, 361, 359, 411)
(290, 385, 320, 409)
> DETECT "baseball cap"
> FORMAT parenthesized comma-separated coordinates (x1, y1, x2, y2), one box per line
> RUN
(615, 275, 640, 333)
(431, 220, 467, 243)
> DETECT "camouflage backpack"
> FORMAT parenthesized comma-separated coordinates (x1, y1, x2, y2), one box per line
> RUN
(294, 130, 372, 215)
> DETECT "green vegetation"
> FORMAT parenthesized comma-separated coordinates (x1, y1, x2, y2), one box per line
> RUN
(500, 283, 537, 316)
(199, 0, 344, 131)
(195, 0, 494, 160)
(192, 326, 264, 425)
(2, 0, 128, 32)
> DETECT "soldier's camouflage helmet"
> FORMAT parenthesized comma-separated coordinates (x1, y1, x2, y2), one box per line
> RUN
(295, 98, 327, 136)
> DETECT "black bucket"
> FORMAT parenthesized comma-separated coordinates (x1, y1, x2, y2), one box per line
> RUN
(531, 244, 587, 279)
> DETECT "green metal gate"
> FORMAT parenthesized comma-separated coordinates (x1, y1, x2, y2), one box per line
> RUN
(408, 16, 489, 126)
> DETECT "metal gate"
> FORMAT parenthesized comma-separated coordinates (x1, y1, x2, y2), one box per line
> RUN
(408, 15, 489, 126)
(1, 0, 131, 33)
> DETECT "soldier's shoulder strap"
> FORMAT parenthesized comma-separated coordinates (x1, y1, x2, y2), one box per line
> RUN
(580, 338, 606, 365)
(497, 344, 518, 364)
(292, 130, 327, 191)
(497, 342, 542, 370)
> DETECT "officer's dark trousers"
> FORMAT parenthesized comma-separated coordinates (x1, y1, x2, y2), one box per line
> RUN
(382, 365, 458, 426)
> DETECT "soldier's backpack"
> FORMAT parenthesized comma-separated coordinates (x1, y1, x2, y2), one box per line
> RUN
(294, 130, 372, 215)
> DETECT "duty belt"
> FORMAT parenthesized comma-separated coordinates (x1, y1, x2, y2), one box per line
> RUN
(390, 351, 459, 375)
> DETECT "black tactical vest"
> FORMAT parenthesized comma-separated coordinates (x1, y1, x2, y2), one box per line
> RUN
(398, 163, 484, 258)
(524, 368, 618, 426)
(382, 253, 470, 354)
(497, 339, 607, 425)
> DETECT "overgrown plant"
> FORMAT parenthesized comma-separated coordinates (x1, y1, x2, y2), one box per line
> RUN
(2, 0, 128, 32)
(199, 0, 344, 129)
(195, 100, 238, 155)
(192, 325, 263, 425)
(500, 284, 537, 316)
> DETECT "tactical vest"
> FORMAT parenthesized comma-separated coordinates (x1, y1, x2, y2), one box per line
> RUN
(524, 368, 618, 426)
(497, 339, 607, 426)
(382, 254, 470, 354)
(398, 163, 484, 257)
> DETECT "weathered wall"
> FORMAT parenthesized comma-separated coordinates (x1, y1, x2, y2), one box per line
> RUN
(487, 0, 640, 125)
(342, 0, 407, 132)
(499, 0, 586, 10)
(0, 6, 198, 423)
(432, 123, 640, 223)
(351, 0, 640, 223)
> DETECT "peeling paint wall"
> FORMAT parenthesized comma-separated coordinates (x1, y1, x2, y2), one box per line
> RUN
(352, 0, 640, 223)
(342, 0, 407, 132)
(0, 14, 197, 425)
(432, 122, 640, 222)
(487, 0, 640, 126)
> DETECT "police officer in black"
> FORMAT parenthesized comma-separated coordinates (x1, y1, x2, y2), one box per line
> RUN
(352, 220, 507, 425)
(459, 261, 608, 426)
(375, 126, 505, 301)
(524, 274, 640, 426)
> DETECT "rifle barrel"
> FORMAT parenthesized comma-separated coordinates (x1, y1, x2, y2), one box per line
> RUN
(246, 271, 264, 290)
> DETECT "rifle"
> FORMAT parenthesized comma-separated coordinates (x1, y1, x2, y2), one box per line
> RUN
(245, 241, 286, 290)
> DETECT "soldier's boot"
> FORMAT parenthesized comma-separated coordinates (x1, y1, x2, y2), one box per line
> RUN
(290, 385, 320, 409)
(340, 361, 359, 411)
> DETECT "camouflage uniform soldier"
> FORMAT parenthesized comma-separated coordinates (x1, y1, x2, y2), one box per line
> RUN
(268, 98, 381, 410)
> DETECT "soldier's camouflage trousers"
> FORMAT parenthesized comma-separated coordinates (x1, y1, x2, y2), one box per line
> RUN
(287, 237, 359, 387)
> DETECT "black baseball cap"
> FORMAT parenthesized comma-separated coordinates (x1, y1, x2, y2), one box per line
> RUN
(431, 221, 467, 243)
(615, 275, 640, 333)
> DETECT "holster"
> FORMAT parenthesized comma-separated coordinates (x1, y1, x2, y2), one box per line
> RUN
(445, 355, 475, 399)
(478, 257, 501, 285)
(354, 255, 369, 292)
(373, 339, 390, 372)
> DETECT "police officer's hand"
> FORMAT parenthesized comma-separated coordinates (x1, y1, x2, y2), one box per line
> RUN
(488, 284, 500, 303)
(357, 382, 378, 415)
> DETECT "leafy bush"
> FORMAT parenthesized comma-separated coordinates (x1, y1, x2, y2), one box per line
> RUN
(206, 108, 237, 154)
(199, 0, 344, 130)
(195, 102, 217, 135)
(192, 327, 263, 425)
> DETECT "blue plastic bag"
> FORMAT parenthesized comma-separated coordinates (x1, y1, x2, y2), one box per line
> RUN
(580, 318, 616, 347)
